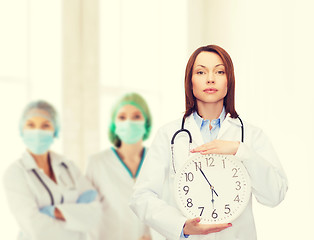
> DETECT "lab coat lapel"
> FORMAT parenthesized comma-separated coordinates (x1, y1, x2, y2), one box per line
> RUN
(217, 114, 232, 139)
(217, 114, 242, 140)
(50, 151, 64, 180)
(20, 151, 39, 170)
(50, 152, 76, 189)
(184, 114, 204, 148)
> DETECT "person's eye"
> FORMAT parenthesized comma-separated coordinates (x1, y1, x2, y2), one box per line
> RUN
(197, 71, 205, 75)
(26, 123, 35, 128)
(42, 123, 51, 129)
(117, 115, 126, 120)
(216, 70, 225, 75)
(133, 114, 142, 120)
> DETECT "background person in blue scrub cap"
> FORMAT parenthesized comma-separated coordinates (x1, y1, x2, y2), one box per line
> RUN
(3, 100, 101, 240)
(86, 92, 152, 240)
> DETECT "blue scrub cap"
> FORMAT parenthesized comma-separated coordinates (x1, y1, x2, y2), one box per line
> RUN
(19, 100, 60, 137)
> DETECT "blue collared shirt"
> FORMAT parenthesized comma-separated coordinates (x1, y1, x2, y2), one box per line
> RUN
(193, 107, 226, 143)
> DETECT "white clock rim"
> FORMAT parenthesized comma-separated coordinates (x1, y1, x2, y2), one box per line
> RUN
(174, 153, 252, 224)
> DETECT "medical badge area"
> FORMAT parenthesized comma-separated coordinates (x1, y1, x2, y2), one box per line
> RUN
(175, 154, 251, 224)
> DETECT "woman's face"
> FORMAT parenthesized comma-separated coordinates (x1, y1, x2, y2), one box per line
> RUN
(114, 104, 146, 145)
(23, 116, 54, 132)
(191, 51, 228, 106)
(115, 104, 145, 122)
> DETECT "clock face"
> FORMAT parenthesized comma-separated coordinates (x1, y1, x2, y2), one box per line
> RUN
(174, 154, 251, 224)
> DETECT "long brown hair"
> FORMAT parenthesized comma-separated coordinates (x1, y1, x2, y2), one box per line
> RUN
(184, 45, 238, 119)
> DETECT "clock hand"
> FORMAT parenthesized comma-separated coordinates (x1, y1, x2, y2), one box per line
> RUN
(211, 188, 215, 208)
(198, 166, 218, 197)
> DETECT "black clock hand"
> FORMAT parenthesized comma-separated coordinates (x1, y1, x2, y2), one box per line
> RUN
(211, 188, 215, 208)
(198, 167, 218, 197)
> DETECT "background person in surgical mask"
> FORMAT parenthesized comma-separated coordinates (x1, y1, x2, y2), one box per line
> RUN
(2, 100, 101, 240)
(86, 92, 152, 240)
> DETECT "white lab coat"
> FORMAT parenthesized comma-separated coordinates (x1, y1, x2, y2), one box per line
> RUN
(3, 151, 102, 240)
(86, 148, 150, 240)
(129, 114, 288, 240)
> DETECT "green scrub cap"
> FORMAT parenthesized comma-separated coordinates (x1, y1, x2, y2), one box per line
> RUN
(109, 93, 152, 147)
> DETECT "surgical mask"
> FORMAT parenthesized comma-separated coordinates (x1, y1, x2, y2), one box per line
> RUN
(115, 120, 146, 144)
(22, 129, 54, 155)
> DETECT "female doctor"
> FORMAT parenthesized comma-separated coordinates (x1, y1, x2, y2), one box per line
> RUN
(3, 100, 101, 240)
(86, 93, 152, 240)
(130, 45, 288, 240)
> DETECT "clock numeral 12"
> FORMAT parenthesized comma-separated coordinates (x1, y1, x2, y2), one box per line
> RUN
(206, 157, 215, 167)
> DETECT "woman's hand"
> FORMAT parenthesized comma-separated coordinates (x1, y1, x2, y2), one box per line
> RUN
(54, 208, 65, 221)
(183, 217, 231, 235)
(191, 140, 240, 155)
(39, 206, 65, 221)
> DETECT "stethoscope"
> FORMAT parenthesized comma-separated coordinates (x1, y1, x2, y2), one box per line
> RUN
(170, 116, 244, 174)
(32, 161, 75, 205)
